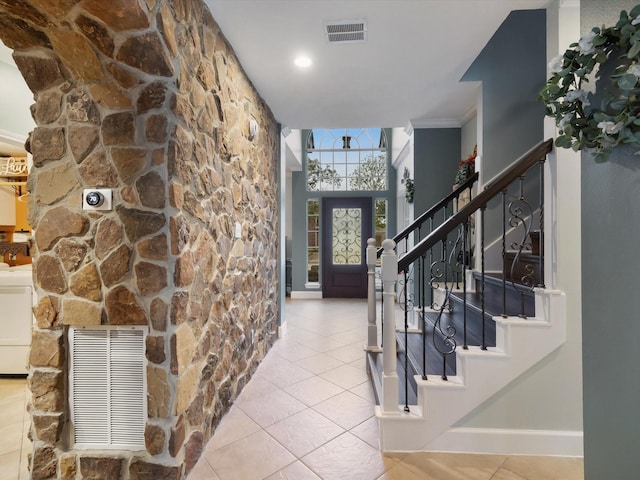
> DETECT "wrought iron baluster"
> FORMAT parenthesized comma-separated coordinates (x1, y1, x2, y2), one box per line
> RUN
(416, 226, 422, 313)
(508, 175, 535, 318)
(421, 253, 427, 380)
(501, 189, 507, 317)
(442, 239, 448, 379)
(481, 206, 487, 350)
(538, 159, 545, 288)
(403, 269, 410, 413)
(454, 194, 461, 289)
(463, 221, 468, 350)
(380, 283, 384, 347)
(428, 217, 434, 308)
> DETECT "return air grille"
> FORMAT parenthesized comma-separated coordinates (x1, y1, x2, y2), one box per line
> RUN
(325, 19, 367, 44)
(70, 326, 147, 449)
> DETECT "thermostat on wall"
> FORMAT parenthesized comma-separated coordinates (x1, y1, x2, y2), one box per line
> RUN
(83, 188, 112, 211)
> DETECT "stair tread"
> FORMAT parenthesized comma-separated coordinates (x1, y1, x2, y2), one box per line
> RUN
(422, 306, 497, 349)
(396, 330, 457, 378)
(450, 291, 534, 318)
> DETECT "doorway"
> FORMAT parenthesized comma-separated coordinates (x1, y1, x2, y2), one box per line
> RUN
(321, 197, 372, 298)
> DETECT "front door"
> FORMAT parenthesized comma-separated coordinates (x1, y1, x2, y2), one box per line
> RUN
(322, 197, 372, 298)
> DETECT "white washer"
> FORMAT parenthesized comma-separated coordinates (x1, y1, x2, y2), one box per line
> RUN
(0, 265, 34, 374)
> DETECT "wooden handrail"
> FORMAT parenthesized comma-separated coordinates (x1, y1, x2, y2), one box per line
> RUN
(397, 139, 553, 272)
(378, 172, 479, 257)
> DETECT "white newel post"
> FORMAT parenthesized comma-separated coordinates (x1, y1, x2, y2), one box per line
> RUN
(366, 238, 378, 350)
(380, 239, 400, 414)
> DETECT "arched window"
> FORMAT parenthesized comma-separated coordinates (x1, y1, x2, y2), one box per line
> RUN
(306, 128, 388, 191)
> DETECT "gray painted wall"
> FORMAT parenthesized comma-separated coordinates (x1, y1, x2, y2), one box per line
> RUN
(452, 8, 583, 435)
(291, 129, 397, 293)
(462, 9, 546, 271)
(581, 2, 640, 478)
(413, 128, 461, 215)
(462, 9, 546, 181)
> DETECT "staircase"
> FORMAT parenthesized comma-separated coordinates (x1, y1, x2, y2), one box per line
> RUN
(365, 139, 568, 452)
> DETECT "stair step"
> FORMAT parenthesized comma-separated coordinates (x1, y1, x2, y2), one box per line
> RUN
(367, 348, 418, 406)
(422, 301, 497, 350)
(467, 271, 536, 318)
(396, 329, 457, 380)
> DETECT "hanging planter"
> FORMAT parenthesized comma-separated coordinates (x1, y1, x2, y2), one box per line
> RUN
(540, 5, 640, 162)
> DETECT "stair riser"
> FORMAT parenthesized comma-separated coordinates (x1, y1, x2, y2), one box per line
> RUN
(423, 304, 496, 349)
(473, 275, 535, 317)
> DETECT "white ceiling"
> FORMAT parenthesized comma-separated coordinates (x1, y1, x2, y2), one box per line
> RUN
(205, 0, 551, 130)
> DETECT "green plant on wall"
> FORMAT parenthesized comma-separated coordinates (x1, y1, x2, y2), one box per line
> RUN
(401, 167, 414, 203)
(540, 4, 640, 162)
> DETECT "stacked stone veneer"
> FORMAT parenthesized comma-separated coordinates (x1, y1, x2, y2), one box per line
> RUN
(0, 1, 279, 478)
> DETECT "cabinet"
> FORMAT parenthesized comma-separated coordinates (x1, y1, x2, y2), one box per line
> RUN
(0, 185, 16, 226)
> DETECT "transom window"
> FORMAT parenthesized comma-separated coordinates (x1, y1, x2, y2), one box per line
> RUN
(306, 128, 388, 191)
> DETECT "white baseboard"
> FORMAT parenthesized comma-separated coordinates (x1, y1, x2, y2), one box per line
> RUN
(277, 321, 287, 338)
(290, 291, 323, 299)
(426, 427, 583, 457)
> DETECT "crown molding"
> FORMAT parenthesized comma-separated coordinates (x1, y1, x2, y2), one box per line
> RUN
(460, 106, 477, 126)
(392, 140, 411, 169)
(411, 118, 462, 129)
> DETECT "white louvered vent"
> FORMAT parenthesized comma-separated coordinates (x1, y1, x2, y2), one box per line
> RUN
(70, 327, 147, 449)
(325, 19, 367, 44)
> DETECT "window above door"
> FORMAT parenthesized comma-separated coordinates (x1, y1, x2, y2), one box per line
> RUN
(306, 128, 388, 192)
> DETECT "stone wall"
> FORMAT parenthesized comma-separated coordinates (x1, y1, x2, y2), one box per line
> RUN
(0, 1, 279, 478)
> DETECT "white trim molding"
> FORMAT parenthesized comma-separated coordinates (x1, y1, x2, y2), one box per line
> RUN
(0, 129, 27, 147)
(290, 290, 323, 299)
(426, 427, 583, 457)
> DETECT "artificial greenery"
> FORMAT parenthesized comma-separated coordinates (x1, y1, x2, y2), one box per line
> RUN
(401, 167, 414, 203)
(540, 4, 640, 162)
(454, 146, 477, 185)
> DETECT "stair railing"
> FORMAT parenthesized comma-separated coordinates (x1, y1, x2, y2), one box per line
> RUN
(374, 138, 553, 414)
(371, 172, 480, 355)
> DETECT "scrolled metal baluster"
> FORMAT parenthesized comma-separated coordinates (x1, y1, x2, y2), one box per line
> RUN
(501, 189, 507, 317)
(429, 258, 457, 381)
(508, 175, 536, 317)
(403, 269, 410, 412)
(428, 230, 463, 381)
(481, 206, 487, 350)
(421, 254, 428, 380)
(397, 264, 414, 314)
(463, 220, 469, 350)
(538, 159, 545, 288)
(428, 217, 434, 308)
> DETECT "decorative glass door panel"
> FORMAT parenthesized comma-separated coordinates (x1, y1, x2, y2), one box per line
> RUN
(322, 198, 372, 298)
(332, 208, 362, 265)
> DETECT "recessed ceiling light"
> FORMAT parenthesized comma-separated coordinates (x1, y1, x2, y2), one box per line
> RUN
(294, 56, 312, 68)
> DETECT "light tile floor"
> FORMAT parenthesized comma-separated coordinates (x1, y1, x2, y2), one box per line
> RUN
(0, 298, 584, 480)
(0, 376, 30, 480)
(190, 298, 584, 480)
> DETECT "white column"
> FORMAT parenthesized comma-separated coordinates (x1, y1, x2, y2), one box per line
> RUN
(366, 238, 379, 350)
(380, 239, 400, 415)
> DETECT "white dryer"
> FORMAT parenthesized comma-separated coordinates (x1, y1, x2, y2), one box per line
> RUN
(0, 264, 33, 374)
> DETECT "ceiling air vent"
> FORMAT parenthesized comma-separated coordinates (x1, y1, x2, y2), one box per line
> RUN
(325, 19, 367, 44)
